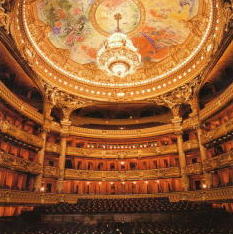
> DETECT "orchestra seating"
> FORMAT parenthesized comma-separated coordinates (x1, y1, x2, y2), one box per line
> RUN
(33, 198, 214, 214)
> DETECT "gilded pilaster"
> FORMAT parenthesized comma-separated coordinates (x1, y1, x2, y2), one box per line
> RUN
(34, 129, 47, 192)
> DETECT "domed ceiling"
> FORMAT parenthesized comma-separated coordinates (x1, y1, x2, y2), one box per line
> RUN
(12, 0, 224, 102)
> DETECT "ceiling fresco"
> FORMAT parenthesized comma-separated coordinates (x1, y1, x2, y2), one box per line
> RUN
(11, 0, 224, 102)
(37, 0, 198, 64)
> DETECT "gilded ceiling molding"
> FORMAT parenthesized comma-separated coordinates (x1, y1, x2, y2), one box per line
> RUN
(42, 82, 97, 123)
(9, 0, 225, 102)
(147, 76, 201, 109)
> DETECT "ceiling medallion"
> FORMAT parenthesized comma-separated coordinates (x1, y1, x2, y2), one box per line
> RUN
(96, 13, 141, 78)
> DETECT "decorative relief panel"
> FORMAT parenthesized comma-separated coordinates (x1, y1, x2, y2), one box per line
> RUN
(203, 150, 233, 171)
(0, 120, 43, 148)
(67, 144, 178, 159)
(0, 151, 42, 174)
(184, 163, 202, 175)
(64, 167, 180, 181)
(202, 119, 233, 144)
(43, 166, 59, 178)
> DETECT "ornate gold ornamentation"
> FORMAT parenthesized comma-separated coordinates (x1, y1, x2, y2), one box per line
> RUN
(8, 0, 225, 102)
(203, 150, 233, 171)
(202, 119, 233, 144)
(0, 151, 42, 174)
(0, 0, 10, 33)
(64, 167, 180, 181)
(148, 76, 202, 108)
(1, 187, 233, 204)
(0, 120, 43, 148)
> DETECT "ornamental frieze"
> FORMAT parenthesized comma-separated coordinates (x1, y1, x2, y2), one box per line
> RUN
(0, 151, 42, 174)
(0, 120, 43, 148)
(64, 167, 180, 181)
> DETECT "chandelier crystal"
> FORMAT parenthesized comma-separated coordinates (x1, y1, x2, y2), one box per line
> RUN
(96, 14, 141, 78)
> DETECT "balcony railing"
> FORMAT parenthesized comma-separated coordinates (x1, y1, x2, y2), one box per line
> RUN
(185, 163, 202, 175)
(0, 151, 42, 174)
(183, 140, 199, 152)
(0, 120, 43, 148)
(200, 83, 233, 121)
(202, 119, 233, 144)
(66, 144, 178, 158)
(203, 150, 233, 171)
(0, 187, 232, 204)
(46, 143, 60, 154)
(0, 82, 43, 124)
(43, 166, 59, 178)
(64, 167, 181, 180)
(69, 124, 176, 139)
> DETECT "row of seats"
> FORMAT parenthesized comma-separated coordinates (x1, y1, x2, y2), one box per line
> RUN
(1, 221, 233, 234)
(34, 198, 213, 214)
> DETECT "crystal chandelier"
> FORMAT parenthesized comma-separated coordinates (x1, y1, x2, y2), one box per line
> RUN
(97, 14, 141, 78)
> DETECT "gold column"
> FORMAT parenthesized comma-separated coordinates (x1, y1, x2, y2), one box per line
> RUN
(57, 134, 68, 193)
(176, 132, 190, 191)
(34, 129, 47, 192)
(197, 126, 212, 188)
(189, 97, 212, 188)
(57, 120, 71, 193)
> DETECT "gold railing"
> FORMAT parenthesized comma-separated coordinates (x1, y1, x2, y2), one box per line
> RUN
(203, 150, 233, 171)
(1, 81, 233, 139)
(185, 163, 202, 175)
(0, 151, 42, 174)
(0, 82, 43, 124)
(0, 189, 77, 204)
(69, 124, 176, 139)
(46, 143, 60, 154)
(200, 83, 233, 121)
(0, 187, 232, 204)
(67, 144, 178, 158)
(183, 140, 199, 152)
(43, 166, 59, 178)
(64, 167, 180, 180)
(0, 120, 43, 148)
(202, 119, 233, 144)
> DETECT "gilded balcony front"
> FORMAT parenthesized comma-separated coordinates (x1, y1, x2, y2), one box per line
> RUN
(0, 151, 42, 174)
(203, 150, 233, 171)
(64, 167, 181, 181)
(0, 120, 43, 148)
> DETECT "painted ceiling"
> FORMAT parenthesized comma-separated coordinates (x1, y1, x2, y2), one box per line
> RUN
(36, 0, 198, 65)
(12, 0, 223, 102)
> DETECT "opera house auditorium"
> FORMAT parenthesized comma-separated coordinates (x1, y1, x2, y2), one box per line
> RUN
(0, 0, 233, 233)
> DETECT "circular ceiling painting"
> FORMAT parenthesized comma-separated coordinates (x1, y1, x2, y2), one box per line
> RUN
(36, 0, 197, 65)
(12, 0, 222, 101)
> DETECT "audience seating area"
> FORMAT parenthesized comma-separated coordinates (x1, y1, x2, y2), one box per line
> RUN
(34, 198, 214, 214)
(1, 220, 233, 234)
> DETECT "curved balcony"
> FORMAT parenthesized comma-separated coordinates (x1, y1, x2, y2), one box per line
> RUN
(203, 150, 233, 172)
(0, 151, 42, 174)
(64, 167, 180, 181)
(0, 120, 43, 148)
(0, 82, 43, 124)
(69, 124, 176, 139)
(202, 119, 233, 144)
(200, 83, 233, 121)
(67, 144, 178, 158)
(0, 186, 233, 204)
